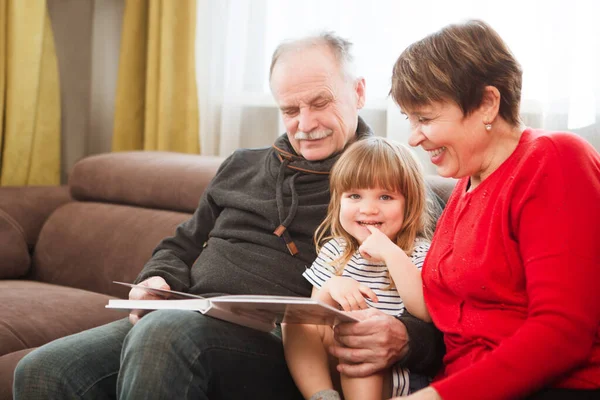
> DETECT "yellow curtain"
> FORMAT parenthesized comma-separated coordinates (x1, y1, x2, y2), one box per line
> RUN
(112, 0, 200, 153)
(0, 0, 61, 186)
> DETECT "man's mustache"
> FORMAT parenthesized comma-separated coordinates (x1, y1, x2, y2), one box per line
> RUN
(294, 130, 333, 140)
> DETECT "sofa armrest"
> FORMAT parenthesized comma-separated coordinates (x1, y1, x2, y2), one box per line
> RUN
(0, 186, 71, 278)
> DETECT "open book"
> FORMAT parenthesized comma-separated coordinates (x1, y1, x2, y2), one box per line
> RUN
(106, 282, 359, 332)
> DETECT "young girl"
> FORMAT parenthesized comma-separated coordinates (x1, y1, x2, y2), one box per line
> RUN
(283, 136, 434, 400)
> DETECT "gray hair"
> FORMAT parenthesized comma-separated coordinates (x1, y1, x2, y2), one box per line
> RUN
(269, 32, 356, 83)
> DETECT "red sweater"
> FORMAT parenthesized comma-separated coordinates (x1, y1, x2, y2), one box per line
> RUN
(424, 129, 600, 400)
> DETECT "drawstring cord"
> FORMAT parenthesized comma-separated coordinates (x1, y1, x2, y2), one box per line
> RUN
(273, 158, 300, 255)
(269, 116, 372, 257)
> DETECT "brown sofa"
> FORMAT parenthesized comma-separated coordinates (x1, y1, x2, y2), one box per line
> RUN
(0, 151, 456, 399)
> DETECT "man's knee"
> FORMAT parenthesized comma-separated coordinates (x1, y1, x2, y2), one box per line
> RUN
(122, 310, 219, 364)
(14, 347, 64, 397)
(14, 351, 38, 385)
(15, 346, 58, 379)
(127, 310, 204, 344)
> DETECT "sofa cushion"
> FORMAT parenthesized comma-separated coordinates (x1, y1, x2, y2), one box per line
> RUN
(0, 349, 34, 400)
(0, 187, 72, 248)
(0, 186, 71, 279)
(0, 210, 29, 279)
(31, 202, 191, 297)
(0, 281, 125, 358)
(69, 151, 224, 213)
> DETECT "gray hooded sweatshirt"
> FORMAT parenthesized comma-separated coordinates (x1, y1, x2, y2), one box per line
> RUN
(135, 117, 443, 375)
(136, 117, 372, 297)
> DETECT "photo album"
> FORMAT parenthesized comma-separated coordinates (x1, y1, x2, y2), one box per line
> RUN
(107, 282, 359, 332)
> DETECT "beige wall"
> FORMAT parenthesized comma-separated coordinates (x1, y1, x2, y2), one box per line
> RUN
(47, 0, 123, 183)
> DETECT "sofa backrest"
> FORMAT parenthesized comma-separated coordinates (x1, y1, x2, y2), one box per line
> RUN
(28, 151, 457, 299)
(69, 151, 224, 214)
(29, 152, 224, 299)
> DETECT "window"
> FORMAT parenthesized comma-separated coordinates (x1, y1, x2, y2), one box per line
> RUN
(196, 0, 600, 166)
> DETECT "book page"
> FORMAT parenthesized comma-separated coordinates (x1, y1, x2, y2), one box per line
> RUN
(113, 281, 206, 300)
(107, 284, 360, 332)
(105, 298, 277, 332)
(210, 297, 359, 326)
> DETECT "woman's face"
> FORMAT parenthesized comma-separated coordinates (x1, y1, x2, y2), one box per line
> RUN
(405, 101, 488, 179)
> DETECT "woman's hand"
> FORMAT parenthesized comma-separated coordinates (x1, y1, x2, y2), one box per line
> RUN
(128, 276, 171, 325)
(319, 276, 378, 311)
(389, 387, 442, 400)
(329, 308, 409, 377)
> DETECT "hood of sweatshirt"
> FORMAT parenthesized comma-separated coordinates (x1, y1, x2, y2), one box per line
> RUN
(270, 116, 373, 255)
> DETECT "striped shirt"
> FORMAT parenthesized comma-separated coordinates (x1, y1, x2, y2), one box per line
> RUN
(302, 237, 431, 396)
(303, 237, 430, 316)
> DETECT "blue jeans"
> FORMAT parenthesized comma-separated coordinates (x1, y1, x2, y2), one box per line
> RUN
(13, 310, 303, 399)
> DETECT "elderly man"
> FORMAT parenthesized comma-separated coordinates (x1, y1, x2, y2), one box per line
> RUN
(14, 33, 442, 400)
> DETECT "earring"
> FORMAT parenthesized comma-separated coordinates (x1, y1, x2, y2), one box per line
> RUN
(484, 123, 492, 131)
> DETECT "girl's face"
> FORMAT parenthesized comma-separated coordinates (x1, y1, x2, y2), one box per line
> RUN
(339, 187, 405, 244)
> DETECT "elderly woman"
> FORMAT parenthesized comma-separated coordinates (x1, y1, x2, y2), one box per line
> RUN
(389, 20, 600, 400)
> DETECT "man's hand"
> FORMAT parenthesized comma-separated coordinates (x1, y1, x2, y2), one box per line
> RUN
(128, 276, 170, 325)
(329, 308, 409, 377)
(319, 276, 378, 311)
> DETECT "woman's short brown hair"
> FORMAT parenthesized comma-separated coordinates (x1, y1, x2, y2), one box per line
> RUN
(391, 19, 523, 126)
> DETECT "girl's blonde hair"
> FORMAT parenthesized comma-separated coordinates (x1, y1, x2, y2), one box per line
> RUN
(315, 136, 433, 272)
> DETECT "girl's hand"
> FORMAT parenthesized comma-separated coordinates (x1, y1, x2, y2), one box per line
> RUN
(359, 225, 401, 263)
(322, 276, 378, 311)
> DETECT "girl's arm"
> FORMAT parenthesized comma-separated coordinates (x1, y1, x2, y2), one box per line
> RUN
(384, 245, 431, 322)
(359, 225, 431, 322)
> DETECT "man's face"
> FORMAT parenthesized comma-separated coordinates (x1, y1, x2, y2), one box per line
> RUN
(270, 46, 365, 161)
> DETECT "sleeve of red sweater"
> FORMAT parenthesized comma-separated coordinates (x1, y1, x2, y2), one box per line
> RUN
(433, 134, 600, 400)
